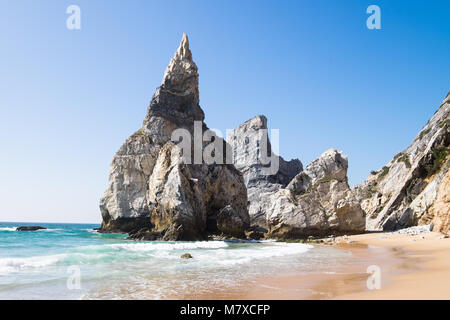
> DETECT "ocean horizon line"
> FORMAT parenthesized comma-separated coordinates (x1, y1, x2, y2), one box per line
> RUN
(0, 221, 101, 225)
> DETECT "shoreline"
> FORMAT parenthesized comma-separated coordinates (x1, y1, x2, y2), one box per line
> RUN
(184, 231, 450, 300)
(3, 222, 449, 300)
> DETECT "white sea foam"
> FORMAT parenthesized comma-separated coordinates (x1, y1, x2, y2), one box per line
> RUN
(81, 242, 315, 299)
(0, 227, 63, 232)
(197, 243, 313, 266)
(0, 240, 313, 279)
(0, 227, 17, 232)
(105, 241, 313, 267)
(0, 254, 66, 275)
(108, 241, 230, 252)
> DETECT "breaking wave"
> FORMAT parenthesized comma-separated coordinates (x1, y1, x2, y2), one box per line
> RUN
(0, 254, 66, 275)
(107, 241, 230, 252)
(0, 227, 17, 232)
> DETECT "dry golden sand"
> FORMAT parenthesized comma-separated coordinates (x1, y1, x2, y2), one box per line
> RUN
(333, 232, 450, 299)
(188, 232, 450, 300)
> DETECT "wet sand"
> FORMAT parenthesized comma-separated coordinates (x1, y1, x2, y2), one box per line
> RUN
(187, 232, 450, 300)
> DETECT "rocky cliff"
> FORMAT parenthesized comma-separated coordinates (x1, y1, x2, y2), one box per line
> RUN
(99, 34, 249, 240)
(421, 168, 450, 234)
(228, 115, 302, 227)
(355, 93, 450, 231)
(229, 116, 365, 238)
(266, 149, 365, 238)
(99, 34, 449, 240)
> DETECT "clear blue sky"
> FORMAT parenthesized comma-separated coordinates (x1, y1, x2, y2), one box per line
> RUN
(0, 0, 449, 223)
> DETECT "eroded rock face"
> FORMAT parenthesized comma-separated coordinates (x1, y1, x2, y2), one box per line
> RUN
(145, 141, 248, 240)
(423, 169, 450, 234)
(228, 115, 302, 226)
(99, 34, 249, 240)
(266, 149, 365, 238)
(228, 115, 365, 238)
(355, 94, 450, 231)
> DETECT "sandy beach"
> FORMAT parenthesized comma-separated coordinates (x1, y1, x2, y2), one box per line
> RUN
(190, 231, 450, 300)
(332, 232, 450, 299)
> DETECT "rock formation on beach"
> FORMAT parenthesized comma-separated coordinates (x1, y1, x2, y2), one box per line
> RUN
(99, 33, 449, 240)
(228, 115, 303, 227)
(99, 34, 249, 240)
(229, 116, 365, 238)
(355, 93, 450, 232)
(267, 148, 365, 238)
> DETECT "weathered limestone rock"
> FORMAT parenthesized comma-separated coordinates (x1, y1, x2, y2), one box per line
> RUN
(145, 141, 248, 240)
(229, 115, 364, 238)
(417, 167, 450, 234)
(266, 149, 365, 238)
(228, 115, 302, 226)
(287, 148, 348, 192)
(99, 34, 249, 240)
(355, 94, 450, 231)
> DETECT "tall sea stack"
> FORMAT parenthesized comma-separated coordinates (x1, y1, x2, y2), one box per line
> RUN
(99, 34, 249, 240)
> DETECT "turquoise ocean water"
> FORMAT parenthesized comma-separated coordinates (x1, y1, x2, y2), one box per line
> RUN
(0, 222, 352, 299)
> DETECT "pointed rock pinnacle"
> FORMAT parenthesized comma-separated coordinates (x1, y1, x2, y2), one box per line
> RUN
(144, 33, 204, 128)
(176, 33, 192, 60)
(161, 33, 198, 96)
